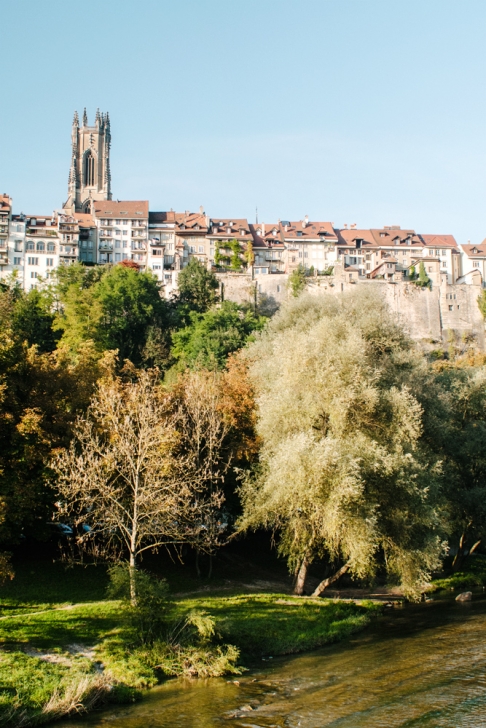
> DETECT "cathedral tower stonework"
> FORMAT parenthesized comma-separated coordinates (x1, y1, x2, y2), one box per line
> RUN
(64, 108, 112, 214)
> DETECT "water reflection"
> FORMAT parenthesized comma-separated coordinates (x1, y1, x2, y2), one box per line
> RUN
(55, 596, 486, 727)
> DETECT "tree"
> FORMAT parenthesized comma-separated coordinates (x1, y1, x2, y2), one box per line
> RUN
(238, 289, 445, 599)
(52, 368, 229, 602)
(244, 240, 255, 268)
(55, 265, 170, 368)
(176, 259, 219, 319)
(171, 301, 265, 370)
(432, 364, 486, 571)
(119, 259, 141, 270)
(478, 289, 486, 319)
(416, 261, 430, 288)
(228, 239, 242, 271)
(288, 265, 306, 297)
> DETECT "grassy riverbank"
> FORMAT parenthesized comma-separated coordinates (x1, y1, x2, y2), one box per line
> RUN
(431, 555, 486, 592)
(0, 560, 379, 727)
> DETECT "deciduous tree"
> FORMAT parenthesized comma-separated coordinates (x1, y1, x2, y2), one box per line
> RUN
(238, 289, 445, 599)
(52, 368, 229, 602)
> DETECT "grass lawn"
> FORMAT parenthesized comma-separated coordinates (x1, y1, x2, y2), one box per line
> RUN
(0, 559, 379, 727)
(431, 555, 486, 592)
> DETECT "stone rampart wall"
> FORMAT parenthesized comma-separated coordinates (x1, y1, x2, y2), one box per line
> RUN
(216, 273, 485, 349)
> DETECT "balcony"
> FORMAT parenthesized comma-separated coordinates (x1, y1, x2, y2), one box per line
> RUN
(99, 242, 114, 251)
(0, 255, 8, 265)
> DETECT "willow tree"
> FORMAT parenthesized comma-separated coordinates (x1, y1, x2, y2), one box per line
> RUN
(238, 289, 445, 599)
(52, 368, 229, 602)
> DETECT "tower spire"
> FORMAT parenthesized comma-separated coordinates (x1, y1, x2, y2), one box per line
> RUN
(83, 108, 88, 126)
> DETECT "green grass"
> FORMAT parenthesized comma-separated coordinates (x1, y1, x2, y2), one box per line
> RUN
(0, 561, 379, 727)
(170, 593, 376, 658)
(431, 555, 486, 592)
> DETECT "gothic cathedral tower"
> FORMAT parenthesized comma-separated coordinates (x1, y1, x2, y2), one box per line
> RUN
(63, 108, 112, 214)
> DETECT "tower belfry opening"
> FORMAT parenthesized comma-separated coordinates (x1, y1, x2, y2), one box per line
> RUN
(63, 108, 112, 214)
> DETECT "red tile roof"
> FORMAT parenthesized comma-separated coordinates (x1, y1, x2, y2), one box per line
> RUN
(94, 201, 149, 218)
(281, 220, 337, 240)
(420, 234, 459, 249)
(462, 244, 486, 258)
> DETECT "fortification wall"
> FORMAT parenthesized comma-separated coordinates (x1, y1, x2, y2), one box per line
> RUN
(216, 273, 486, 349)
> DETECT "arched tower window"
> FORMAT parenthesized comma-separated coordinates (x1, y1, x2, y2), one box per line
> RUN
(84, 151, 95, 187)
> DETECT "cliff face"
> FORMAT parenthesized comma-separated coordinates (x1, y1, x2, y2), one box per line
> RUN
(216, 273, 485, 350)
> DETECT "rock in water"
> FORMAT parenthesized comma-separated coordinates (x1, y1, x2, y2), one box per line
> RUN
(455, 591, 472, 602)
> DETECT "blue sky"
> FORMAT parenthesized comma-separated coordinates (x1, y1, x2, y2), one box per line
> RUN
(2, 0, 486, 242)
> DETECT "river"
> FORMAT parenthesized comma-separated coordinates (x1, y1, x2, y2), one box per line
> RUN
(56, 594, 486, 727)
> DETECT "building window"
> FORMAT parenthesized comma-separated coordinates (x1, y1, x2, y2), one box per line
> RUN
(46, 258, 54, 267)
(27, 257, 39, 265)
(30, 271, 38, 279)
(474, 261, 480, 268)
(84, 151, 95, 186)
(198, 246, 204, 253)
(152, 264, 161, 270)
(47, 243, 55, 251)
(115, 253, 121, 262)
(26, 241, 34, 250)
(366, 263, 371, 270)
(277, 285, 281, 292)
(13, 257, 21, 265)
(190, 246, 196, 253)
(449, 305, 453, 311)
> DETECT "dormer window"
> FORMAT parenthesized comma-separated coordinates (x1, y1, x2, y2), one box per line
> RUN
(240, 229, 245, 236)
(297, 231, 303, 237)
(472, 247, 478, 254)
(272, 228, 278, 236)
(380, 232, 386, 238)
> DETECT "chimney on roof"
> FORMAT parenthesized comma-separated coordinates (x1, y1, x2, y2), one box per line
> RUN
(303, 215, 309, 228)
(351, 223, 357, 229)
(344, 223, 348, 229)
(199, 205, 204, 214)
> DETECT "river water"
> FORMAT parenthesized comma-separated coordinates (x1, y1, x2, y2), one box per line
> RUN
(57, 594, 486, 728)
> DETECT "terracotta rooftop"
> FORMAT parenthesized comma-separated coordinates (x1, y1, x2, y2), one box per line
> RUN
(74, 213, 95, 226)
(94, 201, 149, 218)
(249, 223, 285, 247)
(419, 234, 459, 249)
(0, 195, 11, 212)
(281, 220, 337, 240)
(208, 218, 251, 237)
(462, 244, 486, 258)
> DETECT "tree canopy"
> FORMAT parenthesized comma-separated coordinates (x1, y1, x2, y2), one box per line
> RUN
(238, 289, 445, 598)
(171, 301, 266, 370)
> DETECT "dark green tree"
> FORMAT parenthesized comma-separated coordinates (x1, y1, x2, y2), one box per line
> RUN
(176, 258, 220, 319)
(288, 264, 306, 297)
(171, 301, 265, 370)
(55, 264, 170, 368)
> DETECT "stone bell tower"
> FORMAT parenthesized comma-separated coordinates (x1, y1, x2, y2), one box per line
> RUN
(63, 108, 112, 214)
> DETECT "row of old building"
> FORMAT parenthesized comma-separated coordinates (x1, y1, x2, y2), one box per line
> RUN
(1, 193, 485, 293)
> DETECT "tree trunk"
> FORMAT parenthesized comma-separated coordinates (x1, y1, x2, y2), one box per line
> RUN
(469, 539, 482, 556)
(195, 549, 201, 578)
(129, 550, 137, 606)
(452, 532, 467, 572)
(312, 562, 351, 597)
(294, 556, 309, 595)
(208, 553, 213, 580)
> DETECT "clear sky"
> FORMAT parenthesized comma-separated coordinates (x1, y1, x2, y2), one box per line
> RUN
(2, 0, 486, 242)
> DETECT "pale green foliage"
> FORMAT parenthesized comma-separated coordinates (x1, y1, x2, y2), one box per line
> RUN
(239, 288, 444, 598)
